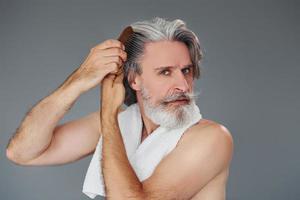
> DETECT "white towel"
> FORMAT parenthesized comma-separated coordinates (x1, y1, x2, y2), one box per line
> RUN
(82, 102, 202, 198)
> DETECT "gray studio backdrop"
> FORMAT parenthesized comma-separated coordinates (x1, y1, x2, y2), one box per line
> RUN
(1, 0, 299, 200)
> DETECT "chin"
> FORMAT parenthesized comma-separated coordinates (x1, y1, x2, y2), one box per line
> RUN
(147, 100, 197, 129)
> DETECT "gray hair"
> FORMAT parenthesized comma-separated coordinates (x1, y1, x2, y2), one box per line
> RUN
(123, 17, 203, 106)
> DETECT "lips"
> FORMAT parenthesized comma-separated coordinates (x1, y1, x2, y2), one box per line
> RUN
(168, 99, 189, 105)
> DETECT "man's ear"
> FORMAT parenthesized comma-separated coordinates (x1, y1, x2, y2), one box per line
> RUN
(128, 72, 142, 91)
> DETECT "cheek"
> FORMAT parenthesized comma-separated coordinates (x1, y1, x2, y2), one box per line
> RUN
(150, 83, 166, 98)
(143, 81, 168, 101)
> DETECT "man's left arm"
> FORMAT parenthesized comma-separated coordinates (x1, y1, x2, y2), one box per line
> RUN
(101, 115, 234, 200)
(100, 72, 145, 199)
(101, 114, 145, 199)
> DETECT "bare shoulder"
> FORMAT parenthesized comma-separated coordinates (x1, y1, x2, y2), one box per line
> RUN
(141, 118, 234, 199)
(194, 118, 231, 134)
(176, 118, 234, 171)
(180, 118, 234, 148)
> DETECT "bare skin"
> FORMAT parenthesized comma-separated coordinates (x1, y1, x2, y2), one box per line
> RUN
(6, 38, 234, 199)
(6, 39, 127, 165)
(145, 120, 232, 200)
(99, 40, 233, 199)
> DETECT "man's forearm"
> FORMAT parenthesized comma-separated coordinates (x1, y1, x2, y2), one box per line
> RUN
(101, 114, 144, 199)
(6, 80, 82, 164)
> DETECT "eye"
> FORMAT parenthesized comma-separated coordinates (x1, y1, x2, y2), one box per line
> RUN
(159, 69, 171, 76)
(182, 67, 191, 75)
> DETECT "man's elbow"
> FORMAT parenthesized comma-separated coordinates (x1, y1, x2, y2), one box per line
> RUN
(6, 148, 30, 166)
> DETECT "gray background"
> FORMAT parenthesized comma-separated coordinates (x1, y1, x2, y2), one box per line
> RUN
(1, 0, 299, 199)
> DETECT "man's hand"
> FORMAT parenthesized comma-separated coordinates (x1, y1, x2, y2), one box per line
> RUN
(100, 71, 125, 120)
(6, 39, 127, 165)
(65, 39, 127, 93)
(99, 26, 132, 119)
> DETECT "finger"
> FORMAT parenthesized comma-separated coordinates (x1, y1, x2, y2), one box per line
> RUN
(102, 64, 122, 77)
(101, 47, 127, 62)
(103, 56, 123, 66)
(115, 66, 124, 76)
(104, 63, 122, 76)
(91, 47, 127, 63)
(92, 39, 125, 51)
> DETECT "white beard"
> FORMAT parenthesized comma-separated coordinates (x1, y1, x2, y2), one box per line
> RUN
(141, 86, 199, 129)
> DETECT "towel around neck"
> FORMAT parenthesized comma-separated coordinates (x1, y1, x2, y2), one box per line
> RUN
(82, 102, 202, 198)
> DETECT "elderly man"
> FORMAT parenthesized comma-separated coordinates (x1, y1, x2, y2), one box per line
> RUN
(6, 17, 233, 199)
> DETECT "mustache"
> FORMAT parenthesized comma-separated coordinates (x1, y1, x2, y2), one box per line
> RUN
(163, 91, 200, 103)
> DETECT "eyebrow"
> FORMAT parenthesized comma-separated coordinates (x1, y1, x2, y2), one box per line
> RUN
(154, 64, 193, 71)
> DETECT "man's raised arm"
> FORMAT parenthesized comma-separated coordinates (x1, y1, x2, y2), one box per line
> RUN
(6, 39, 127, 166)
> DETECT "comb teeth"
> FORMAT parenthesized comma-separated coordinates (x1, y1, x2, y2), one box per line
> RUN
(116, 26, 134, 75)
(118, 26, 134, 44)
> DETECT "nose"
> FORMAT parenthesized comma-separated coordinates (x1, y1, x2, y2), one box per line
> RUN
(173, 70, 189, 93)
